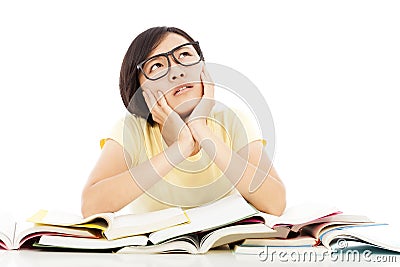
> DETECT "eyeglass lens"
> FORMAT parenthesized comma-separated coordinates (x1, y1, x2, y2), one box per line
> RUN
(142, 43, 201, 80)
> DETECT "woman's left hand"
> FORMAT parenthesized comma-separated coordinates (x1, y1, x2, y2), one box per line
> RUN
(186, 65, 215, 129)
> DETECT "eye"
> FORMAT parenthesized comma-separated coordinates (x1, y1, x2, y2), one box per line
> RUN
(150, 62, 163, 72)
(178, 51, 192, 59)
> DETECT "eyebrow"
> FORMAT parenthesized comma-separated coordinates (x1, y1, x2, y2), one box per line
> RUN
(146, 42, 188, 59)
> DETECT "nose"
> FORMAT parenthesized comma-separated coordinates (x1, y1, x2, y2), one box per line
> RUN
(168, 59, 185, 81)
(170, 72, 184, 81)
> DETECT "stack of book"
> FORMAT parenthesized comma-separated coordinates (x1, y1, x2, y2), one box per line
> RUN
(1, 194, 275, 253)
(233, 203, 400, 255)
(1, 194, 399, 254)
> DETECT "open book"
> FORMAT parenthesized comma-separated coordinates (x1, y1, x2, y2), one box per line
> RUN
(34, 194, 282, 253)
(1, 207, 188, 250)
(307, 222, 400, 253)
(234, 220, 376, 254)
(0, 219, 98, 250)
(117, 223, 274, 254)
(258, 202, 343, 230)
(233, 203, 375, 255)
(237, 223, 400, 254)
(27, 207, 188, 240)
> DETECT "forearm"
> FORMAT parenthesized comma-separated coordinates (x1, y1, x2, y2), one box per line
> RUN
(190, 124, 286, 215)
(82, 141, 190, 217)
(234, 162, 286, 216)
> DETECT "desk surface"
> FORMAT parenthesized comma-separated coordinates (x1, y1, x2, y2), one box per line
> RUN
(1, 247, 400, 267)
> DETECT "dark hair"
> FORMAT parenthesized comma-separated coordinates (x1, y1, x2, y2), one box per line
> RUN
(119, 26, 203, 126)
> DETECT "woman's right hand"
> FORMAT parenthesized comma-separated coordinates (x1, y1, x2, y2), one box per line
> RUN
(142, 89, 195, 157)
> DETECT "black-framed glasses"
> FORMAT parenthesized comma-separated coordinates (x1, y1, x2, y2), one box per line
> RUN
(137, 41, 204, 81)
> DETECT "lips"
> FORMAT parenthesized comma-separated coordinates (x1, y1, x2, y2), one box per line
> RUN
(173, 83, 194, 96)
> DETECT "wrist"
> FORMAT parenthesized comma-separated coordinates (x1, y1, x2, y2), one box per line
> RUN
(177, 139, 195, 158)
(188, 121, 211, 142)
(187, 118, 206, 130)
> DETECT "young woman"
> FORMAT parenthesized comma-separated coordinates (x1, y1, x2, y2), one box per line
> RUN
(81, 27, 286, 217)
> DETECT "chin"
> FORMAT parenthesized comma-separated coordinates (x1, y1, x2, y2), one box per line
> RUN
(173, 97, 201, 118)
(167, 86, 203, 117)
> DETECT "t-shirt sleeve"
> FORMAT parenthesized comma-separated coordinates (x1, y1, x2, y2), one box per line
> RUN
(100, 118, 124, 149)
(229, 107, 267, 152)
(100, 116, 141, 166)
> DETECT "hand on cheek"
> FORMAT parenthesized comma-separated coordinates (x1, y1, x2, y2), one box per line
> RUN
(186, 65, 215, 128)
(142, 89, 195, 156)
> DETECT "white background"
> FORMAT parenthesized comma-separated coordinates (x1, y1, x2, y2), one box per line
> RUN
(0, 0, 399, 224)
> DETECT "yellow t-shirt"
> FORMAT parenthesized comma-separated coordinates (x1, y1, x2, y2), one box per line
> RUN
(100, 106, 266, 214)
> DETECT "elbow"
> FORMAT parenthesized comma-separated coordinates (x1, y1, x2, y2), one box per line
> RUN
(81, 200, 93, 218)
(271, 185, 286, 216)
(258, 185, 286, 216)
(262, 199, 286, 216)
(81, 191, 91, 218)
(81, 184, 128, 218)
(81, 206, 91, 219)
(270, 180, 287, 216)
(268, 197, 286, 216)
(81, 196, 102, 218)
(81, 187, 98, 218)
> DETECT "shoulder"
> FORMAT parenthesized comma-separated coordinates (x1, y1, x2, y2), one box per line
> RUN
(110, 113, 150, 133)
(209, 104, 257, 127)
(122, 113, 148, 130)
(209, 104, 266, 150)
(100, 113, 149, 165)
(100, 113, 148, 149)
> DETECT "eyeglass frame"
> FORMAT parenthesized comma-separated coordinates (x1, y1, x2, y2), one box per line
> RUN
(136, 41, 204, 81)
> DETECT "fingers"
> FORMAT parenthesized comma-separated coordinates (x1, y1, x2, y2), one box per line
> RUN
(201, 64, 214, 84)
(200, 71, 214, 99)
(142, 89, 157, 111)
(187, 70, 215, 124)
(143, 89, 177, 126)
(143, 89, 167, 110)
(156, 91, 173, 113)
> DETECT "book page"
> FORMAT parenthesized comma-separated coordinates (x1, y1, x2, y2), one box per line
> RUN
(111, 207, 186, 230)
(116, 240, 199, 254)
(269, 202, 340, 227)
(303, 221, 375, 239)
(291, 213, 372, 232)
(105, 207, 188, 239)
(241, 235, 317, 247)
(37, 234, 148, 249)
(149, 194, 257, 244)
(200, 223, 277, 253)
(326, 224, 400, 253)
(13, 220, 100, 247)
(0, 215, 15, 249)
(27, 209, 112, 230)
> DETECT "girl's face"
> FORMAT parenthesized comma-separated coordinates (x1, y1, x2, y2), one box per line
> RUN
(138, 33, 204, 118)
